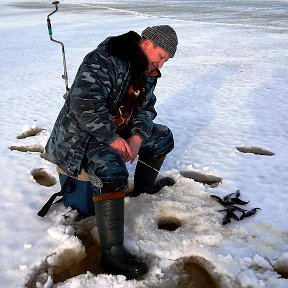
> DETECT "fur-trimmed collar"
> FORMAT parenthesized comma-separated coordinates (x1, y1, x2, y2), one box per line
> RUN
(106, 31, 160, 77)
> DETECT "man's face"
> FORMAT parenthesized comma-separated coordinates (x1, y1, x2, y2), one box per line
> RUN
(141, 40, 170, 72)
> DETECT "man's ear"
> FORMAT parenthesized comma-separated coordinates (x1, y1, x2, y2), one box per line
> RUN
(143, 39, 153, 50)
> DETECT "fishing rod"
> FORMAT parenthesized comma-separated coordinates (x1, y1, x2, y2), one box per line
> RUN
(47, 1, 69, 97)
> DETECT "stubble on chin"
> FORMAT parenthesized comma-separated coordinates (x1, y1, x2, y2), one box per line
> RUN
(146, 63, 156, 73)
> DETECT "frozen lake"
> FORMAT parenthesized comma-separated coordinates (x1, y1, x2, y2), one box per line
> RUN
(1, 1, 288, 287)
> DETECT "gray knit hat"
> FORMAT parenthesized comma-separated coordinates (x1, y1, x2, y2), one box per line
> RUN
(141, 25, 178, 58)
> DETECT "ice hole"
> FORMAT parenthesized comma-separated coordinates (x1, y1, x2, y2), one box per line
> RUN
(273, 253, 288, 279)
(275, 266, 288, 279)
(9, 144, 44, 153)
(235, 146, 274, 156)
(31, 168, 57, 187)
(158, 217, 182, 231)
(180, 170, 222, 187)
(25, 220, 103, 287)
(173, 256, 221, 288)
(17, 127, 45, 139)
(52, 228, 103, 284)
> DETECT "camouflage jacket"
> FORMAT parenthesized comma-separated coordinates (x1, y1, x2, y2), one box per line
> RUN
(45, 31, 160, 177)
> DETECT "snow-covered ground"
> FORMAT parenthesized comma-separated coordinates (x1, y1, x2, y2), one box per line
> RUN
(1, 0, 288, 287)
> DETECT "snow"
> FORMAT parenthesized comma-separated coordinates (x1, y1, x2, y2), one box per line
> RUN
(1, 0, 288, 287)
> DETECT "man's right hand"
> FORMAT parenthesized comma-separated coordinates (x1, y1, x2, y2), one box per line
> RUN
(109, 137, 133, 163)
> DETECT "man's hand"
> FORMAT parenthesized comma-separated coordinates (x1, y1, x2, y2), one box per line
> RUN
(126, 135, 142, 163)
(109, 137, 133, 163)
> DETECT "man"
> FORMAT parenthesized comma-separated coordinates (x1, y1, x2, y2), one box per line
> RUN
(45, 25, 178, 279)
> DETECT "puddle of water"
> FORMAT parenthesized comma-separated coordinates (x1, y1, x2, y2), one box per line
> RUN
(31, 168, 57, 187)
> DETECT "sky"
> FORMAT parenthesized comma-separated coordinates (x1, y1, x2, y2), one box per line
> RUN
(1, 0, 288, 287)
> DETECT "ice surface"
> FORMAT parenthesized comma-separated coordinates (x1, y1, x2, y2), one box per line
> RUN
(1, 1, 288, 287)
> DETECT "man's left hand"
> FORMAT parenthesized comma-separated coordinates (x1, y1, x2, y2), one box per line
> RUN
(126, 135, 142, 163)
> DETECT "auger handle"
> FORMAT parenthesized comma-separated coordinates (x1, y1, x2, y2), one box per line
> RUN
(46, 1, 69, 95)
(47, 1, 59, 36)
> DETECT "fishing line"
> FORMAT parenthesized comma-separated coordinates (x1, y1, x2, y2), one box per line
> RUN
(137, 159, 167, 177)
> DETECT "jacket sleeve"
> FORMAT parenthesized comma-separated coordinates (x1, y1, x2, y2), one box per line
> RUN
(70, 49, 119, 144)
(129, 84, 157, 141)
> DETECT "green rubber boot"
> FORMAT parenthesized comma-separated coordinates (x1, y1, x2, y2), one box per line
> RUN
(94, 198, 148, 279)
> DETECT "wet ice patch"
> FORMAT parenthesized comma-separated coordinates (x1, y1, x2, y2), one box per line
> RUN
(52, 224, 103, 284)
(180, 170, 222, 187)
(273, 252, 288, 278)
(172, 256, 221, 288)
(235, 146, 275, 156)
(31, 167, 57, 187)
(9, 122, 47, 154)
(25, 257, 52, 288)
(26, 214, 81, 287)
(25, 215, 101, 287)
(9, 144, 44, 153)
(17, 125, 45, 139)
(25, 242, 87, 287)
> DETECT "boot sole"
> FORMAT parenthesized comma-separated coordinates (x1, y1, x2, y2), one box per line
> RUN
(100, 258, 148, 280)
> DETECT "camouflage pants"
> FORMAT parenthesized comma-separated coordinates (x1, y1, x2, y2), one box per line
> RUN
(83, 123, 174, 193)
